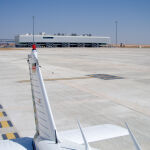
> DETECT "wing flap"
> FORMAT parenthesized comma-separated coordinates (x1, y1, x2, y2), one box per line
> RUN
(59, 124, 128, 144)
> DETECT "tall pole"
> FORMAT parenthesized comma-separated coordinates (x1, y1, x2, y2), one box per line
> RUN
(33, 16, 35, 43)
(115, 21, 118, 46)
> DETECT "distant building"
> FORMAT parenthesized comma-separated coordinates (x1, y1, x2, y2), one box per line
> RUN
(0, 39, 15, 44)
(15, 33, 110, 47)
(0, 39, 15, 48)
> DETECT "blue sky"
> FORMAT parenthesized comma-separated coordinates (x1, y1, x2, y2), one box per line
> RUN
(0, 0, 150, 44)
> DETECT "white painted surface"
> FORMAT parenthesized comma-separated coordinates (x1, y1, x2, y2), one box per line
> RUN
(59, 124, 128, 144)
(0, 140, 26, 150)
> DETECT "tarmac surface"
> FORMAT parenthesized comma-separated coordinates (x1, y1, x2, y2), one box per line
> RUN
(0, 47, 150, 150)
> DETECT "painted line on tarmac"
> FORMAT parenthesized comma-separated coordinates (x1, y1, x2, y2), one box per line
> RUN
(0, 112, 7, 117)
(0, 104, 20, 140)
(18, 76, 93, 83)
(2, 132, 20, 140)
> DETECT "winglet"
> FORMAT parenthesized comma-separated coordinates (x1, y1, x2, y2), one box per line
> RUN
(125, 122, 142, 150)
(28, 48, 58, 143)
(77, 121, 91, 150)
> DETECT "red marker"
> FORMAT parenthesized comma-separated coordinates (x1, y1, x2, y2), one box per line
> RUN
(32, 44, 36, 50)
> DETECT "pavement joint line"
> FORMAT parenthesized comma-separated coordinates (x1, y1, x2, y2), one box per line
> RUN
(0, 104, 20, 140)
(62, 80, 150, 118)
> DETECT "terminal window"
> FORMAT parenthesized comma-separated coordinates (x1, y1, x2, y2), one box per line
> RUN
(43, 37, 54, 39)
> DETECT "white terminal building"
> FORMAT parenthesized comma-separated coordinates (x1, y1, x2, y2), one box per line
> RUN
(15, 33, 110, 47)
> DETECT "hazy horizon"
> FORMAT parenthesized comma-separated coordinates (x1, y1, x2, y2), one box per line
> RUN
(0, 0, 150, 44)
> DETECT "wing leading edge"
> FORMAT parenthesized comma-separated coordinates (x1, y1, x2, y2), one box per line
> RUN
(125, 123, 142, 150)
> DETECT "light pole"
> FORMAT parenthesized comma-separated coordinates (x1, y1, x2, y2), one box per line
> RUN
(115, 21, 118, 47)
(33, 16, 35, 44)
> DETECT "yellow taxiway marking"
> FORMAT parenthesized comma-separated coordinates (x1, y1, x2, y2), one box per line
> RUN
(0, 112, 3, 117)
(6, 133, 16, 139)
(0, 104, 20, 140)
(2, 132, 20, 140)
(0, 121, 9, 128)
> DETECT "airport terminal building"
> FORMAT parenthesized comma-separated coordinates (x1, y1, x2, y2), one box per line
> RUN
(15, 33, 110, 48)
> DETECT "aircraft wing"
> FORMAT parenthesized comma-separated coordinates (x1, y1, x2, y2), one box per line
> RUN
(59, 124, 128, 144)
(0, 140, 27, 150)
